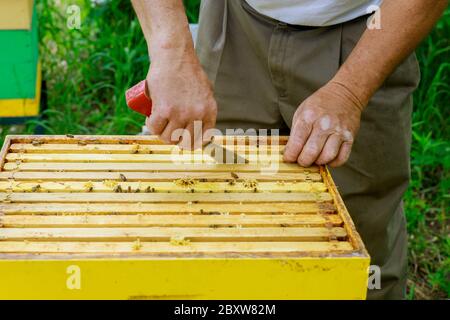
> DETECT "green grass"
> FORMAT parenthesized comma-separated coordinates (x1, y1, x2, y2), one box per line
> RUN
(0, 0, 448, 299)
(404, 9, 449, 299)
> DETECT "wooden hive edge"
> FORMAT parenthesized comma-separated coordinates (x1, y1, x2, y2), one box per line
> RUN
(0, 250, 366, 261)
(0, 136, 12, 172)
(320, 166, 369, 259)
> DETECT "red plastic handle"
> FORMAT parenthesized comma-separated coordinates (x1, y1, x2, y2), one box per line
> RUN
(125, 80, 152, 117)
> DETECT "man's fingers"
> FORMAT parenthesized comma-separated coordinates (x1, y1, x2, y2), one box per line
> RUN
(316, 134, 342, 165)
(178, 123, 195, 150)
(146, 114, 168, 135)
(297, 125, 328, 167)
(328, 141, 353, 167)
(283, 120, 312, 162)
(160, 121, 185, 144)
(202, 115, 216, 135)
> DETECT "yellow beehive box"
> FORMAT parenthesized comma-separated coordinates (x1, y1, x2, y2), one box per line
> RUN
(0, 61, 41, 119)
(0, 0, 34, 30)
(0, 135, 370, 300)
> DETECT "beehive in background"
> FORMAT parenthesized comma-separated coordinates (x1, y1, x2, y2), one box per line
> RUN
(0, 0, 34, 29)
(0, 0, 41, 123)
(0, 135, 370, 299)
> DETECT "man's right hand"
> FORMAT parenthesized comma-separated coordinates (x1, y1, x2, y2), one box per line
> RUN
(145, 53, 217, 149)
(131, 0, 217, 150)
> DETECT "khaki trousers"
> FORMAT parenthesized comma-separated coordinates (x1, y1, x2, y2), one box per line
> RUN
(196, 0, 420, 299)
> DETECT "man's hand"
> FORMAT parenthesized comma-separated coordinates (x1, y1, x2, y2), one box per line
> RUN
(146, 54, 217, 149)
(283, 0, 447, 168)
(132, 0, 217, 149)
(283, 82, 363, 167)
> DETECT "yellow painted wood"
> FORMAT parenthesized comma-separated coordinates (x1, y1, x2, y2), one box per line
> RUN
(0, 242, 352, 254)
(0, 135, 370, 300)
(0, 192, 333, 203)
(0, 171, 322, 182)
(0, 62, 41, 117)
(6, 152, 285, 163)
(0, 227, 347, 242)
(214, 135, 290, 145)
(6, 134, 290, 145)
(0, 0, 34, 30)
(10, 143, 285, 154)
(6, 152, 217, 163)
(0, 258, 369, 299)
(3, 162, 309, 172)
(0, 181, 327, 193)
(0, 202, 335, 215)
(0, 214, 343, 228)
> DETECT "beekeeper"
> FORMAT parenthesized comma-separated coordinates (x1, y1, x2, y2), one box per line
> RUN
(131, 0, 447, 299)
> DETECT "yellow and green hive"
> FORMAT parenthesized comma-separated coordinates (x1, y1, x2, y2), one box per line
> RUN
(0, 0, 41, 124)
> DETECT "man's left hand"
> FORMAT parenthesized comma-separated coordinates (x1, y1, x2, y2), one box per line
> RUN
(283, 82, 364, 167)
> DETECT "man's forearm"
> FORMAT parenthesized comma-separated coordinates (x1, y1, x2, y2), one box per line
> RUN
(331, 0, 448, 108)
(131, 0, 194, 61)
(131, 0, 218, 147)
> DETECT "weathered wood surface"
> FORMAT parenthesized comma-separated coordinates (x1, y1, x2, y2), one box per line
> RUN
(0, 241, 353, 254)
(0, 135, 366, 257)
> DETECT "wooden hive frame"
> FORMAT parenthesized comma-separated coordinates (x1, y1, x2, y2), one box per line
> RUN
(0, 135, 369, 299)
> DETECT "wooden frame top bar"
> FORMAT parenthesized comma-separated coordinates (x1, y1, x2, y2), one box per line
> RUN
(0, 135, 368, 260)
